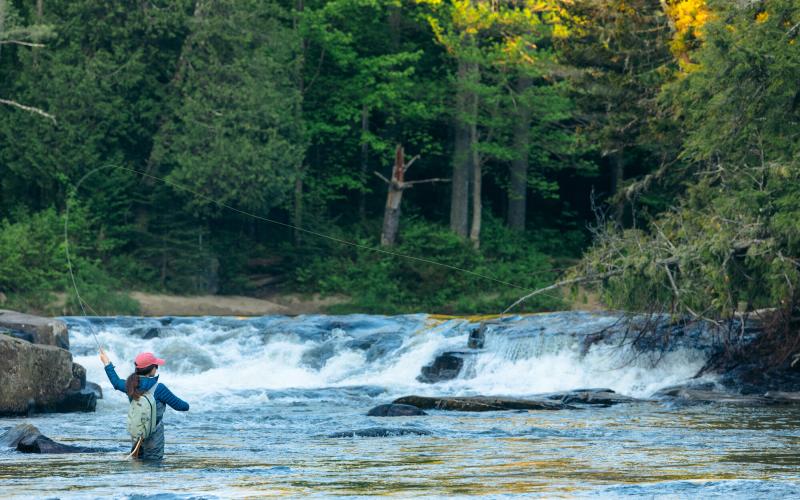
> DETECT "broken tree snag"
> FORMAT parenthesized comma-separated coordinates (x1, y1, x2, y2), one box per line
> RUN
(375, 145, 449, 247)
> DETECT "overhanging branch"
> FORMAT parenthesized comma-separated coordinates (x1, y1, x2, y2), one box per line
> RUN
(0, 98, 56, 124)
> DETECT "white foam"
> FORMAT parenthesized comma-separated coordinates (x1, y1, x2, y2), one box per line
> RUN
(67, 313, 710, 404)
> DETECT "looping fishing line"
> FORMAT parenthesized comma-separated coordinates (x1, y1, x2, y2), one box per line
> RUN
(65, 164, 558, 343)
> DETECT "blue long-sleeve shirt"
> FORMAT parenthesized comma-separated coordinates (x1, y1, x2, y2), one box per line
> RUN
(104, 363, 190, 411)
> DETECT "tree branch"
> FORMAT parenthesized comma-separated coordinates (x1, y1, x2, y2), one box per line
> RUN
(503, 271, 622, 313)
(0, 40, 46, 47)
(402, 177, 451, 186)
(403, 154, 421, 171)
(0, 98, 56, 123)
(373, 170, 391, 184)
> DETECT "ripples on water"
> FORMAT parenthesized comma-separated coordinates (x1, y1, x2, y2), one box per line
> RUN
(1, 313, 799, 498)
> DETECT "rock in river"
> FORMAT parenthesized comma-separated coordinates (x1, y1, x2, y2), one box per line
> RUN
(545, 388, 641, 406)
(0, 424, 96, 454)
(0, 309, 69, 349)
(327, 427, 432, 438)
(417, 352, 465, 383)
(0, 332, 97, 415)
(393, 395, 568, 411)
(652, 385, 772, 405)
(367, 403, 427, 417)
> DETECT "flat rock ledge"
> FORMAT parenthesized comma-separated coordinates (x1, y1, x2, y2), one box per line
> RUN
(652, 385, 800, 405)
(0, 424, 97, 454)
(393, 395, 569, 412)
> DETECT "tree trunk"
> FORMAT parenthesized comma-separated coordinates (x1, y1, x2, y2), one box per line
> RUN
(293, 174, 303, 245)
(292, 0, 306, 245)
(359, 104, 370, 222)
(508, 75, 532, 231)
(450, 57, 476, 238)
(381, 146, 406, 247)
(468, 78, 481, 249)
(611, 149, 624, 225)
(0, 0, 6, 60)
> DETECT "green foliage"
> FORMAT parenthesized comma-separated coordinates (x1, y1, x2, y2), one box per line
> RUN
(0, 206, 138, 315)
(583, 0, 800, 325)
(297, 217, 563, 314)
(153, 0, 304, 215)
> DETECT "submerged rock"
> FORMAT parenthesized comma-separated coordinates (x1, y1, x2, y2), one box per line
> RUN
(0, 424, 96, 454)
(367, 404, 428, 417)
(417, 352, 465, 383)
(652, 385, 771, 405)
(545, 388, 641, 405)
(393, 395, 568, 411)
(327, 427, 432, 438)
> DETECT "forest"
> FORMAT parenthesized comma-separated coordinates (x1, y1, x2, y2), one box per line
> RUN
(1, 0, 798, 322)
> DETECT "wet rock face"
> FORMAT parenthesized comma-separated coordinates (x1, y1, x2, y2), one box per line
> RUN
(417, 353, 464, 384)
(0, 309, 69, 350)
(70, 362, 87, 391)
(86, 381, 103, 400)
(367, 404, 428, 417)
(0, 336, 74, 415)
(467, 323, 486, 349)
(327, 427, 432, 438)
(0, 424, 96, 454)
(393, 395, 569, 412)
(0, 333, 97, 415)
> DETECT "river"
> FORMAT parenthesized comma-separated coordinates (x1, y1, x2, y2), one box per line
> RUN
(1, 312, 799, 498)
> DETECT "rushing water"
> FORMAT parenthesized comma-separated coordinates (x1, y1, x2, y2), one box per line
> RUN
(2, 312, 800, 498)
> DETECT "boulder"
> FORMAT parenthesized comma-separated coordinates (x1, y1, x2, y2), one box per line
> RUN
(130, 327, 161, 340)
(393, 395, 569, 412)
(86, 381, 104, 400)
(0, 335, 74, 415)
(0, 423, 96, 454)
(327, 427, 432, 438)
(0, 309, 69, 349)
(367, 404, 428, 417)
(46, 388, 97, 413)
(468, 323, 487, 349)
(546, 388, 640, 405)
(417, 352, 465, 384)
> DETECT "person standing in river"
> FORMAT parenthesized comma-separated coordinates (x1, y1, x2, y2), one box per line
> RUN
(99, 349, 190, 460)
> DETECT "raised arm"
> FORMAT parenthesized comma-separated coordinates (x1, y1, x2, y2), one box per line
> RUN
(154, 384, 190, 411)
(103, 363, 127, 393)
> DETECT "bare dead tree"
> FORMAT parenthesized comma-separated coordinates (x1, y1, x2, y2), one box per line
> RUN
(375, 145, 450, 247)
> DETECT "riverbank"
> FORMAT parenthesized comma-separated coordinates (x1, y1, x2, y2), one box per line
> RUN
(129, 291, 349, 316)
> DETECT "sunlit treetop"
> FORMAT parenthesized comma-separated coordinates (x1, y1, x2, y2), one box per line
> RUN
(663, 0, 712, 71)
(416, 0, 573, 65)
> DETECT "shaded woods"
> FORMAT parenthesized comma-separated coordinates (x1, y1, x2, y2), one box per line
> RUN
(1, 1, 799, 327)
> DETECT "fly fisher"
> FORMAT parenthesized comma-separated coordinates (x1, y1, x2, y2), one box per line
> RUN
(100, 349, 190, 459)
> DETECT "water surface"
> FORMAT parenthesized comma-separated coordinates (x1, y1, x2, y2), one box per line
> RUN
(1, 313, 798, 498)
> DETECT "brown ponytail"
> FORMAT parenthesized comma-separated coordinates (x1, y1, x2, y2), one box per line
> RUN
(125, 364, 158, 400)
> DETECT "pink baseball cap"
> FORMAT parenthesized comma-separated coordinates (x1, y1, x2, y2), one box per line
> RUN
(135, 352, 165, 369)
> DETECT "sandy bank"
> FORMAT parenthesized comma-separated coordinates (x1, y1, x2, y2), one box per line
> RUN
(130, 291, 347, 316)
